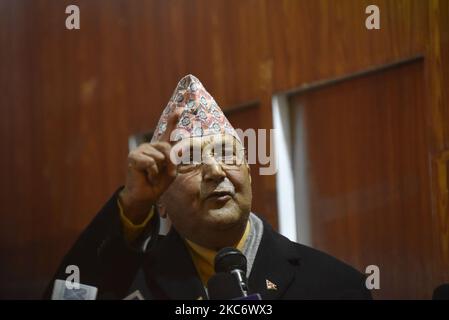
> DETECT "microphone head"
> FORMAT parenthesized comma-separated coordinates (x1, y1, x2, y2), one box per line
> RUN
(432, 284, 449, 300)
(214, 247, 247, 274)
(207, 272, 242, 300)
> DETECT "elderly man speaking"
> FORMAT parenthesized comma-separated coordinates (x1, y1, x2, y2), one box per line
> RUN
(45, 75, 371, 300)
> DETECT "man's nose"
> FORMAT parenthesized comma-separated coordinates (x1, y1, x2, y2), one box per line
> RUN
(202, 158, 226, 181)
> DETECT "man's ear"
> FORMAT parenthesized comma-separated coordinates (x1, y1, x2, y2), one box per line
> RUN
(246, 163, 252, 184)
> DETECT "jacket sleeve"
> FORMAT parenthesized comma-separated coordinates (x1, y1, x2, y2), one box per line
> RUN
(43, 188, 159, 299)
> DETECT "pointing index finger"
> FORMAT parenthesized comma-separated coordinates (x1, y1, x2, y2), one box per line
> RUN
(159, 109, 183, 145)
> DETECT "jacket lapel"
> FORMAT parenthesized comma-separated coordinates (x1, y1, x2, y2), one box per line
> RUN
(131, 218, 299, 300)
(143, 229, 207, 300)
(248, 221, 299, 299)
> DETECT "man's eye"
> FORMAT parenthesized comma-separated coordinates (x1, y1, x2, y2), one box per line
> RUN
(222, 154, 236, 160)
(216, 154, 237, 164)
(215, 149, 235, 156)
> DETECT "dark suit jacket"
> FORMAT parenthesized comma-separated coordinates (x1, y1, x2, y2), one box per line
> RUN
(44, 189, 372, 300)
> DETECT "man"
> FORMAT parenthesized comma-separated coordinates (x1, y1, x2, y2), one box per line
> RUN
(45, 75, 372, 300)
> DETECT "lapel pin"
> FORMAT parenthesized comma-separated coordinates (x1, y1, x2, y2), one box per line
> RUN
(266, 279, 278, 290)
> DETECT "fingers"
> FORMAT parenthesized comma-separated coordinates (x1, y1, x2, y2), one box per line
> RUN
(153, 142, 177, 177)
(123, 111, 183, 205)
(159, 109, 182, 144)
(128, 150, 159, 175)
(128, 142, 177, 179)
(140, 144, 165, 162)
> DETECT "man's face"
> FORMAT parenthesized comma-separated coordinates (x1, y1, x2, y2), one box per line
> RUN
(159, 134, 252, 248)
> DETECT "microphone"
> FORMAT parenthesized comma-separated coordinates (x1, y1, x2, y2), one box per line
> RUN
(214, 247, 249, 297)
(432, 284, 449, 300)
(207, 272, 243, 300)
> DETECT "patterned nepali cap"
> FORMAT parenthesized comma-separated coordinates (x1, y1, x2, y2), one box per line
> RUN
(151, 74, 241, 143)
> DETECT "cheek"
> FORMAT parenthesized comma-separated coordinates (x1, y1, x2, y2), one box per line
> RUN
(227, 169, 252, 213)
(164, 174, 202, 206)
(162, 175, 203, 229)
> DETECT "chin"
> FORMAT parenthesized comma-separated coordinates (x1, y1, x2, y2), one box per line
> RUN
(204, 206, 244, 230)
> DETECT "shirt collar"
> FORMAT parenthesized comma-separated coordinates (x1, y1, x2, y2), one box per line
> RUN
(184, 220, 251, 284)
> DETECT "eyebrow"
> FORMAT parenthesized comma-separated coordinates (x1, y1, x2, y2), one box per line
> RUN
(180, 135, 240, 154)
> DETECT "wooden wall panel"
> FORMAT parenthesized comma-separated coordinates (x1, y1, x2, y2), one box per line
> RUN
(427, 0, 449, 289)
(290, 61, 436, 299)
(267, 0, 428, 92)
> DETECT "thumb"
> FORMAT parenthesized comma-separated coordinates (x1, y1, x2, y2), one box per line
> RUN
(159, 109, 183, 145)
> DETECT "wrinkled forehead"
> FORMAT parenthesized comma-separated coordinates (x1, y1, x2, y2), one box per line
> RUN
(175, 133, 242, 149)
